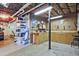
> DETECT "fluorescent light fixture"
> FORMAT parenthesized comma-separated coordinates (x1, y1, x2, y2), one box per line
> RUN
(34, 6, 52, 15)
(50, 15, 63, 19)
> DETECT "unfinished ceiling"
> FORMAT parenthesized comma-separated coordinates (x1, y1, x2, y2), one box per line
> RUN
(0, 3, 25, 15)
(28, 3, 77, 18)
(0, 3, 78, 18)
(51, 3, 76, 16)
(17, 3, 77, 18)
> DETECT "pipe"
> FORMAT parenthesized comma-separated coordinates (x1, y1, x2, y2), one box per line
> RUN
(12, 3, 31, 17)
(17, 10, 25, 16)
(22, 3, 45, 15)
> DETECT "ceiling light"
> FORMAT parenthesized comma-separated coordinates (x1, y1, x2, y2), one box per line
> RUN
(34, 6, 52, 15)
(50, 15, 63, 20)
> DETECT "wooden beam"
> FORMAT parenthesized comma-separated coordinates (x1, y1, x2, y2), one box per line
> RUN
(64, 12, 76, 17)
(53, 8, 60, 15)
(12, 3, 31, 17)
(56, 3, 65, 15)
(51, 11, 54, 16)
(51, 3, 60, 15)
(22, 3, 45, 16)
(66, 3, 71, 13)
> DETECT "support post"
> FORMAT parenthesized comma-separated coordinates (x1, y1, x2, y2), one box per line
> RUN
(48, 10, 51, 49)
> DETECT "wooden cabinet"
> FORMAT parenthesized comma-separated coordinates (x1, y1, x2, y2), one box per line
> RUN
(30, 32, 48, 44)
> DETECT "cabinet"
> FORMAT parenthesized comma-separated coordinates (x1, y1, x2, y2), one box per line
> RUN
(30, 32, 48, 44)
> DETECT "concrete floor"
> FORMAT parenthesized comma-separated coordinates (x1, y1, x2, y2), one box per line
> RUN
(5, 42, 79, 56)
(0, 42, 30, 56)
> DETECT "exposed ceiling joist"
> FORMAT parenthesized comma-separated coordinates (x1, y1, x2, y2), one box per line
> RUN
(12, 3, 31, 17)
(51, 4, 60, 15)
(53, 8, 60, 15)
(56, 4, 65, 15)
(66, 3, 71, 13)
(22, 3, 45, 15)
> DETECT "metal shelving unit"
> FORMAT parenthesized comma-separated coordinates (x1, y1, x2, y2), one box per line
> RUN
(15, 16, 29, 45)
